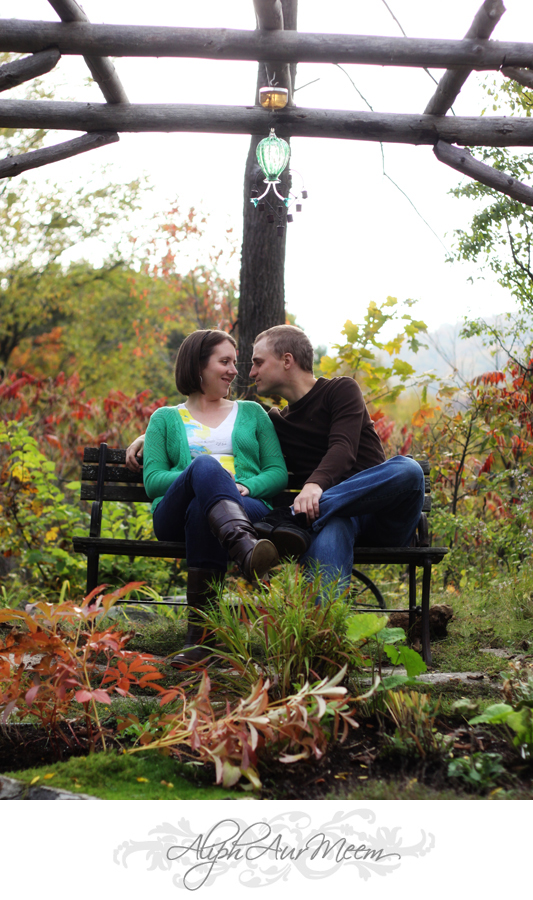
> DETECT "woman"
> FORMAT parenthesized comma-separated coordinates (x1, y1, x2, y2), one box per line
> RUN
(143, 329, 288, 668)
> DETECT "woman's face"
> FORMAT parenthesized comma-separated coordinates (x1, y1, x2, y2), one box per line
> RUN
(200, 339, 237, 398)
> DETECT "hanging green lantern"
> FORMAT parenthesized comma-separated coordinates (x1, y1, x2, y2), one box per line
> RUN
(256, 128, 290, 182)
(250, 127, 307, 237)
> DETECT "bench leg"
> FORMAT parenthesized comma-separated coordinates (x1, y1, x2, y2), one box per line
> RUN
(421, 559, 432, 666)
(408, 563, 417, 632)
(86, 549, 100, 599)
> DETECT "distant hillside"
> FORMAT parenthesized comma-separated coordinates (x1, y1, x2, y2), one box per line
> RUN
(401, 318, 520, 382)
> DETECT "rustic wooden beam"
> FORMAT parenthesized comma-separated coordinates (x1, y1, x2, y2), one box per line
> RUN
(0, 48, 61, 92)
(434, 140, 533, 205)
(0, 131, 119, 179)
(424, 0, 506, 116)
(3, 19, 533, 70)
(46, 1, 128, 104)
(502, 66, 533, 89)
(3, 99, 533, 146)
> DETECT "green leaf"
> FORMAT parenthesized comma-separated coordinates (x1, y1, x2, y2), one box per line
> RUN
(384, 645, 427, 677)
(469, 703, 513, 725)
(345, 613, 387, 643)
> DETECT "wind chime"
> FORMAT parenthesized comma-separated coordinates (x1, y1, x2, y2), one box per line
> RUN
(250, 86, 308, 236)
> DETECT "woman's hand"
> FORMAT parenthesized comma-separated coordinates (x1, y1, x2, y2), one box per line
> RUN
(236, 483, 250, 497)
(125, 434, 145, 472)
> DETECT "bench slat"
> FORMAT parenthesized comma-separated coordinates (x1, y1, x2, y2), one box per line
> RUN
(80, 484, 151, 502)
(81, 464, 143, 484)
(73, 537, 186, 558)
(73, 536, 447, 565)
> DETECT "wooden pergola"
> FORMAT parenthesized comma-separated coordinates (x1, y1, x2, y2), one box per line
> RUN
(1, 0, 533, 205)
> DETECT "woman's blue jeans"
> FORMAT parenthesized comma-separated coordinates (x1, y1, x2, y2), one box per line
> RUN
(152, 455, 270, 571)
(299, 455, 425, 591)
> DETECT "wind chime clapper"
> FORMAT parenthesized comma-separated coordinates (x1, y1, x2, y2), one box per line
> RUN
(250, 128, 308, 237)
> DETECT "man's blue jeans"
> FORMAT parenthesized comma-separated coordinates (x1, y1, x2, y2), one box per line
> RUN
(299, 456, 425, 591)
(152, 455, 270, 571)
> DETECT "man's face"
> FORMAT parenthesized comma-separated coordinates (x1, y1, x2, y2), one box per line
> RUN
(249, 338, 289, 397)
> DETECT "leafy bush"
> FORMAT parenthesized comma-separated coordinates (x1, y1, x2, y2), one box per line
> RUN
(0, 583, 165, 752)
(121, 667, 357, 791)
(469, 661, 533, 759)
(447, 752, 507, 793)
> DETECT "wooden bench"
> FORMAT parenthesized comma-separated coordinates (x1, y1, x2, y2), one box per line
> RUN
(72, 444, 448, 663)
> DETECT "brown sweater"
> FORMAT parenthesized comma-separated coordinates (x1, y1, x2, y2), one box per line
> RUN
(268, 376, 386, 490)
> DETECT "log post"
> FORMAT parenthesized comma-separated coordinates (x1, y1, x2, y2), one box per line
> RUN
(0, 49, 61, 92)
(47, 0, 129, 104)
(433, 140, 533, 206)
(424, 0, 506, 116)
(237, 0, 297, 395)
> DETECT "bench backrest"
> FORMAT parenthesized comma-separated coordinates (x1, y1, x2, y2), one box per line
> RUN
(81, 445, 432, 513)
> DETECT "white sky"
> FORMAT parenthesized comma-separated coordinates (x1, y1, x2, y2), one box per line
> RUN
(8, 0, 533, 348)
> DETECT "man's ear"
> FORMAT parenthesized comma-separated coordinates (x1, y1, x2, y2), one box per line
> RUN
(283, 352, 294, 369)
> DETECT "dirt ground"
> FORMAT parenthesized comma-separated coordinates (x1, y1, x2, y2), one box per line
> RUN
(2, 713, 531, 800)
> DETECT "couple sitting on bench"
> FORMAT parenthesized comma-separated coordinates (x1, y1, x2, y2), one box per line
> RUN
(126, 324, 424, 668)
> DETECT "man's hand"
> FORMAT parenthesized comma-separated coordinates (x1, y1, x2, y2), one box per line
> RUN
(293, 482, 323, 524)
(125, 434, 146, 472)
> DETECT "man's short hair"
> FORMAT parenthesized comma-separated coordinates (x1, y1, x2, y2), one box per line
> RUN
(255, 324, 314, 373)
(175, 329, 236, 395)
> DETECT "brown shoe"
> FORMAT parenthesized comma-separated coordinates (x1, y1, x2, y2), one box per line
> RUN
(207, 499, 279, 582)
(169, 567, 224, 669)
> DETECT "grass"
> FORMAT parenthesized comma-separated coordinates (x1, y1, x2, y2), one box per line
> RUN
(4, 749, 235, 800)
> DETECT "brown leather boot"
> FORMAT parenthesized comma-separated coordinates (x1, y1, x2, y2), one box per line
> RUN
(169, 567, 225, 668)
(207, 499, 279, 582)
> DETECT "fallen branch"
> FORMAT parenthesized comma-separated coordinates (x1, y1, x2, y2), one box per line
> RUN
(433, 139, 533, 206)
(501, 66, 533, 89)
(0, 49, 60, 92)
(0, 131, 119, 180)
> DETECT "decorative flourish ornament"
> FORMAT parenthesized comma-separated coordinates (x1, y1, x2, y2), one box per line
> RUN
(250, 128, 308, 236)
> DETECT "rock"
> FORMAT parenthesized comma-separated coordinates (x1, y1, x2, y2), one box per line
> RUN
(387, 604, 454, 639)
(0, 774, 100, 801)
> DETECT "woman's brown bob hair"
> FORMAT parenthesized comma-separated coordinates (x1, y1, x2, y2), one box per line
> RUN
(174, 329, 237, 395)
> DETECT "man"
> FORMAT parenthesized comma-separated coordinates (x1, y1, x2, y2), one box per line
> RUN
(126, 324, 424, 591)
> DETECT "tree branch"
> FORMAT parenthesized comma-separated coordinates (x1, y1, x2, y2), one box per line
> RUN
(433, 140, 533, 206)
(0, 49, 61, 92)
(424, 0, 506, 116)
(0, 131, 119, 180)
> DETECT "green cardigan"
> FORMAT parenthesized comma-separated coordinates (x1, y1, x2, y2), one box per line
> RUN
(143, 400, 288, 512)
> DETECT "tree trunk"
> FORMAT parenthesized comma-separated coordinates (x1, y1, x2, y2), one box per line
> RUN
(236, 0, 297, 395)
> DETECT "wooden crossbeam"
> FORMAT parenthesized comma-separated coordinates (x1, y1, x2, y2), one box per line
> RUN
(0, 48, 60, 92)
(424, 0, 505, 116)
(3, 19, 533, 70)
(46, 0, 128, 104)
(0, 131, 119, 180)
(3, 99, 533, 146)
(434, 140, 533, 205)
